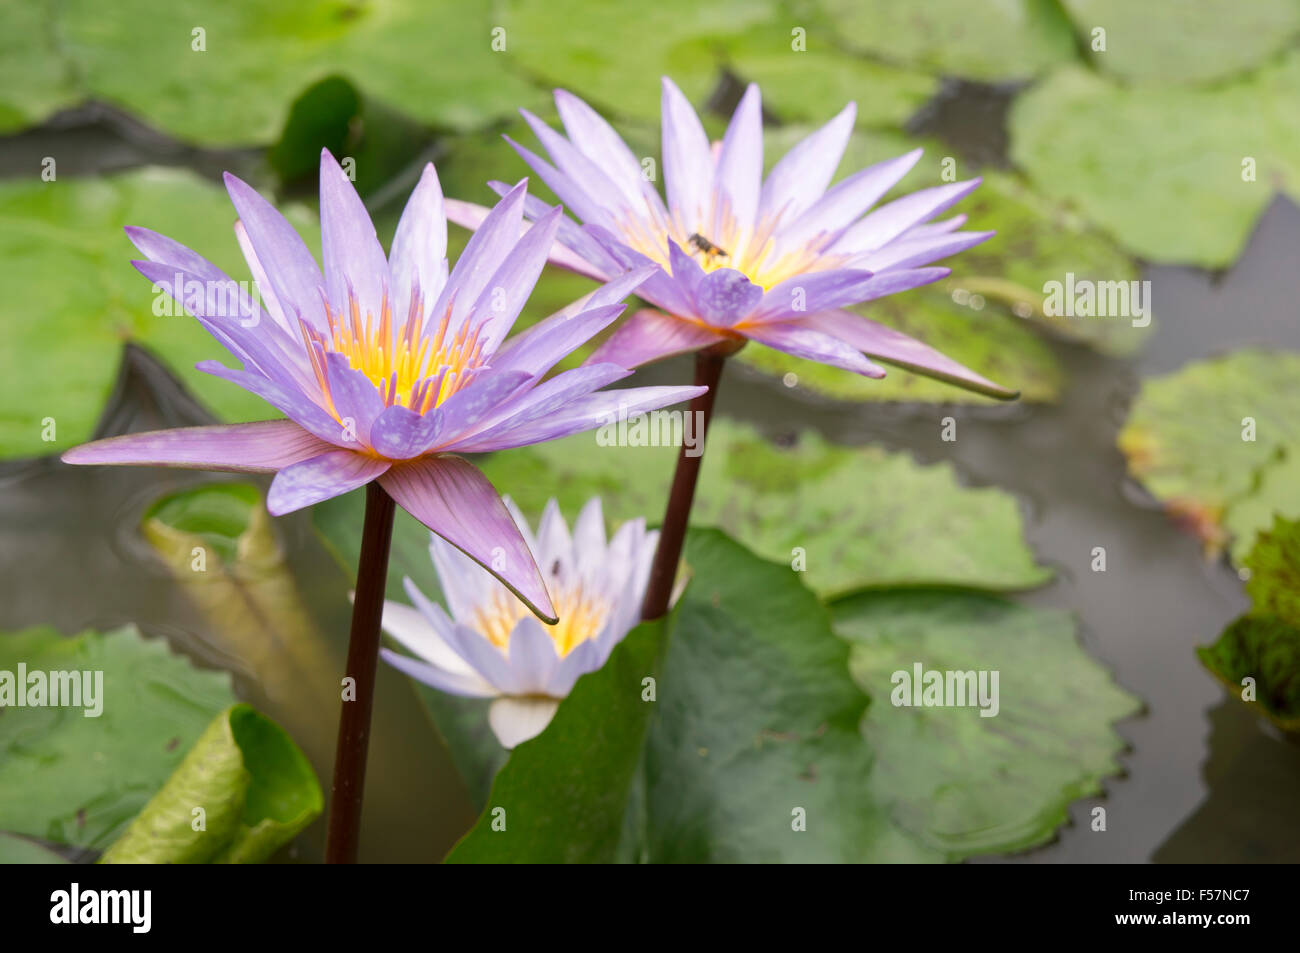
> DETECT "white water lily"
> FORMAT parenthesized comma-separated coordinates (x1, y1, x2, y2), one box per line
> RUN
(380, 497, 656, 748)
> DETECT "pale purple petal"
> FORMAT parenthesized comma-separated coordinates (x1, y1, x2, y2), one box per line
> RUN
(744, 322, 886, 377)
(195, 360, 345, 444)
(322, 352, 385, 448)
(851, 231, 994, 272)
(473, 204, 564, 354)
(775, 148, 923, 253)
(554, 88, 668, 219)
(693, 268, 763, 326)
(806, 308, 1018, 399)
(61, 420, 333, 472)
(233, 220, 291, 334)
(390, 162, 449, 321)
(380, 648, 497, 699)
(492, 304, 626, 378)
(379, 455, 556, 623)
(834, 178, 983, 254)
(434, 369, 535, 446)
(319, 149, 390, 321)
(435, 180, 527, 337)
(506, 617, 560, 694)
(444, 196, 608, 279)
(661, 77, 714, 229)
(586, 307, 724, 369)
(441, 624, 526, 696)
(745, 268, 876, 324)
(380, 599, 480, 679)
(367, 405, 443, 461)
(223, 172, 328, 331)
(712, 83, 763, 235)
(758, 102, 856, 224)
(266, 449, 390, 515)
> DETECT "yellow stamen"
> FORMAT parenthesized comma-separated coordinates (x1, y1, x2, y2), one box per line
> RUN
(471, 581, 609, 658)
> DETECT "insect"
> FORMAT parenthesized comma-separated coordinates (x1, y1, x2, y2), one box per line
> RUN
(688, 232, 730, 261)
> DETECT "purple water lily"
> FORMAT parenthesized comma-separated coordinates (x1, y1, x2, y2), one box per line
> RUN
(62, 150, 705, 623)
(445, 78, 1015, 398)
(381, 496, 658, 748)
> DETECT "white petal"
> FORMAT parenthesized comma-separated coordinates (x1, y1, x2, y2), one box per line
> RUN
(489, 696, 561, 749)
(380, 595, 475, 677)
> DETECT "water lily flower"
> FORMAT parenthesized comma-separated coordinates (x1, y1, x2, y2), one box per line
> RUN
(445, 78, 1015, 398)
(380, 497, 656, 748)
(62, 150, 705, 622)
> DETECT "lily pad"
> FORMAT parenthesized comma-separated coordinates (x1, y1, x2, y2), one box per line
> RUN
(1198, 615, 1300, 734)
(1243, 516, 1300, 629)
(0, 167, 318, 459)
(0, 1, 81, 133)
(834, 587, 1140, 856)
(1223, 451, 1300, 567)
(100, 703, 322, 863)
(448, 530, 1131, 861)
(812, 0, 1078, 81)
(1059, 0, 1300, 87)
(0, 833, 69, 864)
(47, 0, 544, 144)
(0, 625, 235, 850)
(1118, 349, 1300, 558)
(476, 419, 1053, 596)
(1010, 59, 1300, 267)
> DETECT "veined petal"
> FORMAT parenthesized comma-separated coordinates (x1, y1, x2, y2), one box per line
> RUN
(436, 180, 527, 337)
(223, 172, 328, 331)
(380, 649, 497, 699)
(267, 449, 390, 515)
(61, 420, 333, 472)
(758, 102, 856, 224)
(834, 178, 983, 254)
(745, 268, 876, 324)
(713, 83, 763, 236)
(233, 220, 291, 335)
(196, 360, 343, 444)
(520, 109, 629, 229)
(554, 88, 667, 219)
(850, 231, 994, 272)
(379, 455, 556, 623)
(473, 204, 564, 354)
(661, 77, 714, 229)
(744, 322, 886, 377)
(488, 696, 560, 749)
(444, 197, 608, 280)
(807, 308, 1018, 399)
(319, 149, 390, 321)
(433, 369, 535, 446)
(586, 307, 725, 369)
(380, 599, 479, 679)
(390, 162, 449, 321)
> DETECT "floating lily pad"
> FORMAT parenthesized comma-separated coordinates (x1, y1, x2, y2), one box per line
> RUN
(100, 703, 322, 863)
(1243, 516, 1300, 629)
(0, 167, 316, 459)
(1010, 59, 1300, 267)
(476, 419, 1053, 596)
(0, 1, 81, 133)
(1059, 0, 1300, 87)
(1199, 614, 1300, 734)
(812, 0, 1077, 81)
(47, 0, 544, 144)
(0, 833, 69, 864)
(835, 587, 1140, 856)
(1118, 350, 1300, 558)
(1223, 451, 1300, 566)
(448, 530, 1131, 861)
(0, 625, 235, 850)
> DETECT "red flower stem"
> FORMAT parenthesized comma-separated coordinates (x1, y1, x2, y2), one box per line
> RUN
(641, 347, 728, 621)
(325, 480, 396, 864)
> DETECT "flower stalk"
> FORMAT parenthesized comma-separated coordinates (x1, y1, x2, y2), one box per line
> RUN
(325, 480, 396, 864)
(641, 345, 730, 621)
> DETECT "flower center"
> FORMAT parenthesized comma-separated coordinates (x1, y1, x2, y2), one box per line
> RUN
(471, 581, 609, 658)
(299, 291, 487, 419)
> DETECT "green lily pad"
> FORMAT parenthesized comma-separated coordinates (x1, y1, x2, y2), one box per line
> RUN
(100, 703, 322, 863)
(447, 530, 1132, 861)
(1198, 615, 1300, 733)
(811, 0, 1078, 81)
(1059, 0, 1300, 87)
(834, 587, 1140, 856)
(477, 419, 1053, 597)
(46, 0, 544, 145)
(1243, 516, 1300, 629)
(1010, 59, 1300, 267)
(0, 833, 69, 864)
(1222, 450, 1300, 567)
(0, 1, 81, 133)
(1118, 349, 1300, 558)
(0, 625, 235, 850)
(0, 167, 319, 459)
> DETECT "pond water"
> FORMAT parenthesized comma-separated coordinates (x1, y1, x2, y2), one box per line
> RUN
(2, 91, 1297, 863)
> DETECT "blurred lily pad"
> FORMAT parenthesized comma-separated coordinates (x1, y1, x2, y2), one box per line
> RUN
(1243, 516, 1300, 629)
(0, 625, 235, 850)
(0, 1, 81, 133)
(477, 419, 1053, 597)
(835, 587, 1140, 856)
(0, 167, 318, 459)
(1223, 451, 1300, 566)
(47, 0, 544, 144)
(100, 703, 321, 863)
(1059, 0, 1300, 87)
(1010, 59, 1300, 267)
(1118, 350, 1300, 558)
(0, 833, 69, 864)
(812, 0, 1077, 81)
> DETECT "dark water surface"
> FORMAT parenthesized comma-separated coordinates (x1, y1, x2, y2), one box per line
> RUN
(2, 95, 1298, 863)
